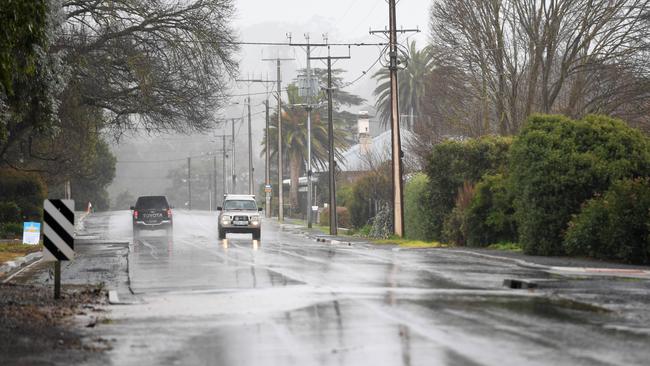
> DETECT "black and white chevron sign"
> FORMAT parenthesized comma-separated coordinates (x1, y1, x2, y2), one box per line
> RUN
(43, 199, 75, 262)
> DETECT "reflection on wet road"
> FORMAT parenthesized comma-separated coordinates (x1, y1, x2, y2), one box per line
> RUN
(87, 210, 649, 366)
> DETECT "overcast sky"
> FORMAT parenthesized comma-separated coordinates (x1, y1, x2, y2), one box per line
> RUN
(228, 0, 431, 109)
(233, 0, 430, 42)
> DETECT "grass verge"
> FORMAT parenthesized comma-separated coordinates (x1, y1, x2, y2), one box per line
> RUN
(0, 243, 42, 263)
(282, 219, 345, 235)
(486, 242, 523, 252)
(371, 237, 449, 248)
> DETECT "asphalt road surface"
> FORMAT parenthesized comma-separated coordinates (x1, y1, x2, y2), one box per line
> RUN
(26, 210, 650, 365)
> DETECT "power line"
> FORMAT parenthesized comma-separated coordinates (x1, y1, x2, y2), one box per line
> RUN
(116, 152, 223, 164)
(59, 34, 386, 47)
(228, 89, 286, 97)
(341, 49, 386, 88)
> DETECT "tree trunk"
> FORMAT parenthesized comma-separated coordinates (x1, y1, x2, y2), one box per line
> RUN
(289, 152, 301, 214)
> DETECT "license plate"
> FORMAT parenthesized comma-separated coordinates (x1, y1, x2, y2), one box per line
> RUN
(233, 220, 248, 226)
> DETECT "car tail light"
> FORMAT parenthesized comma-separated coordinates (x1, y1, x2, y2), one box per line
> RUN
(133, 210, 139, 219)
(167, 208, 172, 217)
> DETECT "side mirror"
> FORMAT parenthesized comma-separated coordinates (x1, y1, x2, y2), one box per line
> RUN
(130, 206, 135, 210)
(217, 206, 222, 211)
(258, 207, 263, 211)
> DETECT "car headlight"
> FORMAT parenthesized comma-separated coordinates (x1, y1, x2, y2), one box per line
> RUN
(221, 215, 231, 224)
(250, 215, 260, 224)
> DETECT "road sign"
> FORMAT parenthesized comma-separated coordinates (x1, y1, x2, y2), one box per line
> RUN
(22, 222, 41, 245)
(42, 199, 75, 262)
(264, 184, 272, 193)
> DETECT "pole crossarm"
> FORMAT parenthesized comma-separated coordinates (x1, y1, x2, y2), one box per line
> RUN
(368, 28, 420, 35)
(235, 79, 277, 83)
(308, 56, 351, 60)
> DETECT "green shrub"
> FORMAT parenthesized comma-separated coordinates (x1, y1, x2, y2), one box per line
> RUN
(425, 136, 512, 240)
(348, 167, 392, 228)
(0, 168, 47, 221)
(443, 206, 467, 246)
(510, 114, 650, 255)
(0, 222, 23, 238)
(0, 201, 21, 222)
(404, 173, 430, 240)
(321, 206, 351, 229)
(564, 178, 650, 264)
(336, 184, 354, 207)
(442, 181, 475, 245)
(465, 174, 517, 247)
(355, 224, 372, 237)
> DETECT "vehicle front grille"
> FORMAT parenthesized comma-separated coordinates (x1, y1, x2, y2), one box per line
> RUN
(233, 216, 248, 221)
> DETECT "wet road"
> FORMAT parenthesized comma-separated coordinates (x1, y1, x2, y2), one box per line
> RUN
(80, 211, 650, 365)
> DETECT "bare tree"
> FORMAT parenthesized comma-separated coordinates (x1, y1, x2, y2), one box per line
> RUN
(59, 0, 239, 137)
(429, 0, 650, 134)
(1, 0, 238, 191)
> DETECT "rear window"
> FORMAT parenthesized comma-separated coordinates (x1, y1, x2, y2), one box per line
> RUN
(224, 200, 257, 210)
(135, 196, 169, 210)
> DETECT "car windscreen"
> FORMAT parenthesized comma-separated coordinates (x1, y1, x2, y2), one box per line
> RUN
(135, 197, 168, 210)
(223, 200, 257, 211)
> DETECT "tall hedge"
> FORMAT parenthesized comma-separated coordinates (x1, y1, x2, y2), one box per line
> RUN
(424, 136, 512, 240)
(465, 174, 517, 247)
(509, 114, 650, 255)
(404, 173, 430, 240)
(564, 178, 650, 264)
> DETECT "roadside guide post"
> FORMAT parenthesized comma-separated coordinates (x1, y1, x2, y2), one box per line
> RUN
(42, 199, 75, 299)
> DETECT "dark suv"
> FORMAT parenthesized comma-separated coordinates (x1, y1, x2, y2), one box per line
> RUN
(131, 196, 173, 236)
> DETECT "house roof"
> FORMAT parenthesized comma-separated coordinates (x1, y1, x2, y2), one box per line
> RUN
(335, 128, 415, 172)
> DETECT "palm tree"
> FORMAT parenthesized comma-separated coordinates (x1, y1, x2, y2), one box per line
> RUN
(262, 84, 350, 213)
(373, 40, 434, 128)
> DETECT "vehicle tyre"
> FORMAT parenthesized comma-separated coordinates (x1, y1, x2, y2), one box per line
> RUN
(218, 228, 226, 240)
(252, 229, 261, 240)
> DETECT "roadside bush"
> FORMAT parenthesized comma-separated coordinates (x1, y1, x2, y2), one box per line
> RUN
(320, 206, 351, 229)
(348, 167, 391, 229)
(0, 168, 47, 221)
(336, 184, 354, 207)
(0, 202, 21, 222)
(442, 181, 475, 245)
(464, 174, 517, 247)
(404, 173, 430, 240)
(564, 178, 650, 264)
(0, 222, 23, 239)
(355, 224, 372, 237)
(510, 114, 650, 255)
(425, 136, 512, 240)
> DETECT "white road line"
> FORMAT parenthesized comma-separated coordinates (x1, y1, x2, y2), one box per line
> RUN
(3, 258, 43, 284)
